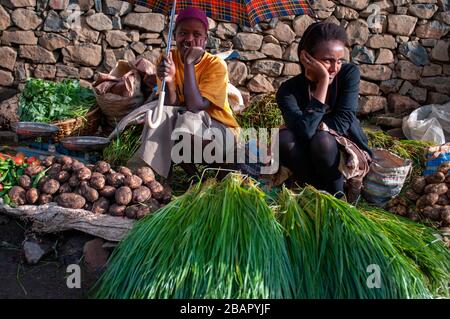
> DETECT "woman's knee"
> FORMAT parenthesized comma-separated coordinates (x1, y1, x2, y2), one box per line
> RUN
(279, 129, 297, 153)
(310, 131, 337, 154)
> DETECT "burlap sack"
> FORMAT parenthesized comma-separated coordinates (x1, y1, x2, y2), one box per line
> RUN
(93, 60, 145, 128)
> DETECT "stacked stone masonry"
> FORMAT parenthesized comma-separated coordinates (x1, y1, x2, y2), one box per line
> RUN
(0, 0, 449, 116)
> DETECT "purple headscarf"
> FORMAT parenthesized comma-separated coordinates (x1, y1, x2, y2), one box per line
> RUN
(175, 7, 209, 31)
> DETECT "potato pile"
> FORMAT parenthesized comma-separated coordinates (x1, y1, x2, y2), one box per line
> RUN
(7, 155, 172, 220)
(386, 162, 450, 227)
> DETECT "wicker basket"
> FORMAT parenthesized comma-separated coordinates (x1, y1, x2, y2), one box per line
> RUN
(52, 106, 101, 142)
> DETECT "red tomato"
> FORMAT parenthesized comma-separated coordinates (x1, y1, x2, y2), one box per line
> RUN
(14, 157, 24, 165)
(26, 157, 37, 165)
(0, 184, 3, 191)
(16, 152, 25, 159)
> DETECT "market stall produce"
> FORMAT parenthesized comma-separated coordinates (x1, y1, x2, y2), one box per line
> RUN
(279, 187, 450, 298)
(93, 173, 450, 299)
(0, 154, 171, 220)
(386, 161, 450, 227)
(94, 174, 295, 299)
(18, 78, 99, 140)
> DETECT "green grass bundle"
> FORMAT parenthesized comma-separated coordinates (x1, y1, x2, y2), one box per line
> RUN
(237, 93, 283, 129)
(278, 186, 445, 299)
(103, 125, 143, 167)
(19, 78, 95, 123)
(359, 204, 450, 297)
(93, 174, 295, 299)
(364, 128, 433, 171)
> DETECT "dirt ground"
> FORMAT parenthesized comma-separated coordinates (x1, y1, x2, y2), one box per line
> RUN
(0, 218, 101, 299)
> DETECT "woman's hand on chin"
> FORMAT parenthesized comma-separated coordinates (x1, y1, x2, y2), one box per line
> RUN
(300, 51, 329, 84)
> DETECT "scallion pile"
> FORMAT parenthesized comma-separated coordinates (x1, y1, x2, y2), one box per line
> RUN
(94, 174, 295, 298)
(93, 174, 449, 299)
(278, 186, 449, 298)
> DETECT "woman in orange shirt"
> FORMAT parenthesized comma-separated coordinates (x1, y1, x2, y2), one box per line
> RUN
(138, 7, 239, 179)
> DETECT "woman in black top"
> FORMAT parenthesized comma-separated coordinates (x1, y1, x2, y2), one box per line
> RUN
(276, 22, 372, 198)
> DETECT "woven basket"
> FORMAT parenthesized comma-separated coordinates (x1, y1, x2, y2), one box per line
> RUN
(52, 106, 101, 142)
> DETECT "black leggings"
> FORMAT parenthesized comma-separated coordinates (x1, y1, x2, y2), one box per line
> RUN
(279, 129, 344, 196)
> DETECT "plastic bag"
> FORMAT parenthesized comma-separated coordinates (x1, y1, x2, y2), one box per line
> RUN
(402, 102, 450, 145)
(362, 148, 412, 207)
(424, 142, 450, 175)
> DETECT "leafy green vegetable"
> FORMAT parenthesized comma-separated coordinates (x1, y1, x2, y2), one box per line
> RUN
(18, 78, 96, 123)
(278, 186, 449, 298)
(103, 125, 143, 167)
(93, 174, 295, 299)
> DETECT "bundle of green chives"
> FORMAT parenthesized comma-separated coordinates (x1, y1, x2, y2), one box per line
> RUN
(94, 174, 295, 299)
(360, 204, 450, 297)
(278, 186, 444, 299)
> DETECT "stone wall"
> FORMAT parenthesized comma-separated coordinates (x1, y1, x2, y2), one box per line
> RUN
(0, 0, 449, 116)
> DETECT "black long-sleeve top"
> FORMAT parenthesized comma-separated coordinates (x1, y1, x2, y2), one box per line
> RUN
(276, 63, 372, 156)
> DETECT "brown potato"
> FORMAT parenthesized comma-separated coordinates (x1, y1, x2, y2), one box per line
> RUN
(136, 167, 155, 184)
(8, 186, 27, 206)
(145, 198, 161, 213)
(80, 181, 99, 203)
(25, 165, 45, 177)
(47, 163, 62, 179)
(68, 176, 80, 189)
(424, 183, 448, 195)
(94, 161, 111, 174)
(161, 186, 172, 204)
(77, 167, 92, 181)
(84, 202, 93, 211)
(57, 170, 70, 183)
(99, 186, 116, 198)
(62, 162, 73, 171)
(59, 182, 72, 194)
(106, 173, 125, 188)
(405, 189, 421, 202)
(422, 205, 443, 221)
(438, 162, 450, 174)
(412, 176, 427, 194)
(441, 206, 450, 224)
(118, 166, 133, 177)
(18, 175, 32, 190)
(148, 180, 164, 200)
(58, 155, 73, 166)
(389, 205, 408, 216)
(55, 193, 86, 209)
(124, 175, 142, 189)
(26, 188, 39, 204)
(135, 205, 151, 220)
(406, 210, 420, 222)
(115, 186, 132, 206)
(397, 197, 407, 207)
(39, 194, 53, 205)
(89, 172, 106, 190)
(41, 179, 60, 195)
(125, 205, 139, 219)
(385, 198, 398, 210)
(436, 195, 450, 206)
(109, 204, 126, 217)
(132, 186, 151, 203)
(425, 172, 446, 184)
(71, 160, 85, 171)
(446, 174, 450, 183)
(42, 156, 55, 167)
(92, 197, 110, 215)
(416, 193, 439, 208)
(38, 176, 50, 189)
